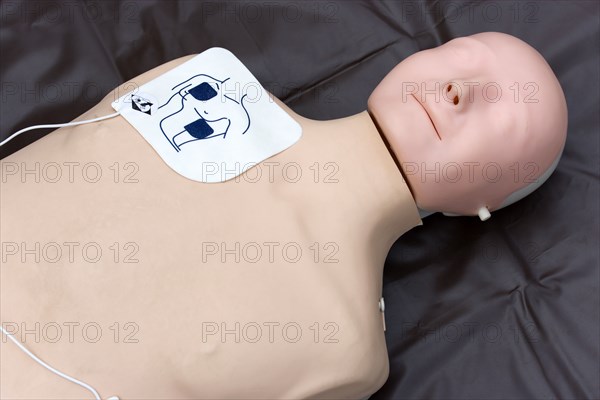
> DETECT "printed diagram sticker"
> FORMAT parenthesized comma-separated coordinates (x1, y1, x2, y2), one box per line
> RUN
(131, 94, 155, 115)
(112, 48, 302, 183)
(160, 75, 251, 152)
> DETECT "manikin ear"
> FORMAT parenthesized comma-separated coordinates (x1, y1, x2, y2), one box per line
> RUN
(431, 149, 564, 221)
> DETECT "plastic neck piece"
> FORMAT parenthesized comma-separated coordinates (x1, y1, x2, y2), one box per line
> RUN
(418, 208, 435, 219)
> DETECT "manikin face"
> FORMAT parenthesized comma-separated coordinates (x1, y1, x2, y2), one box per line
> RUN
(368, 32, 567, 216)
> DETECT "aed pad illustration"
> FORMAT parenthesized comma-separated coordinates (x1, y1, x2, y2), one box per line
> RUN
(112, 48, 302, 183)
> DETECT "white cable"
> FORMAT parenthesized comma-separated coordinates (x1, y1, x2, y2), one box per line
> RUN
(1, 325, 118, 400)
(0, 111, 122, 147)
(1, 108, 123, 398)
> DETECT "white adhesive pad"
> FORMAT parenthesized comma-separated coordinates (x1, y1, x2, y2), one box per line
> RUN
(112, 48, 302, 183)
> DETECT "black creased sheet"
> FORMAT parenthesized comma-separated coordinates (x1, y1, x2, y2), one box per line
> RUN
(0, 1, 598, 398)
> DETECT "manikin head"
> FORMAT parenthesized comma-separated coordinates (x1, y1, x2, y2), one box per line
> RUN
(368, 32, 568, 220)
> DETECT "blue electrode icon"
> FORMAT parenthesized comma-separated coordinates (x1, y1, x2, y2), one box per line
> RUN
(159, 74, 251, 152)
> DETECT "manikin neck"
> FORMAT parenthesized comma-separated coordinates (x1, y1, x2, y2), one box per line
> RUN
(272, 95, 424, 231)
(281, 106, 423, 240)
(360, 110, 435, 220)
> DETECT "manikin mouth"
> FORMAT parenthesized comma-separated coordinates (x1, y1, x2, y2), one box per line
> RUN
(411, 94, 442, 140)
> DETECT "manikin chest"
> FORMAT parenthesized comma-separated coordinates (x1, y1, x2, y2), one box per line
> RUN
(0, 56, 421, 399)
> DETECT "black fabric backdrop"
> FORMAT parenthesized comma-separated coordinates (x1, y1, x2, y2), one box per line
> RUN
(1, 1, 598, 399)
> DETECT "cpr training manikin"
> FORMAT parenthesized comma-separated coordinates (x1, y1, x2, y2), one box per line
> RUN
(0, 32, 567, 399)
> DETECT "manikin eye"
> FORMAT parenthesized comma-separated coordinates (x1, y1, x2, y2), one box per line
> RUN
(188, 82, 218, 101)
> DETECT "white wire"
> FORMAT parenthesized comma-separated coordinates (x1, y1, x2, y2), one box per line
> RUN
(0, 325, 107, 399)
(1, 108, 124, 397)
(1, 109, 123, 398)
(0, 111, 122, 147)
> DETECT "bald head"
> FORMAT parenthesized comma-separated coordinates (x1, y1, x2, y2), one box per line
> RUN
(368, 32, 568, 218)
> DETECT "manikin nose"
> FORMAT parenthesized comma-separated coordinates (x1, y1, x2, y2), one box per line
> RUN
(444, 82, 462, 106)
(442, 82, 467, 111)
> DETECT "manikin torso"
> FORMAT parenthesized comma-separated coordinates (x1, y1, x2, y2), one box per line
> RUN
(1, 32, 568, 399)
(0, 55, 421, 399)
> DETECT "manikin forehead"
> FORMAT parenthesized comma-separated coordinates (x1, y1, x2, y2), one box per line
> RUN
(455, 32, 546, 85)
(409, 34, 546, 94)
(437, 35, 495, 67)
(398, 36, 493, 83)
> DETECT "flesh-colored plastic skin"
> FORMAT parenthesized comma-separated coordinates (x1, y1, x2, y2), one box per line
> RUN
(1, 33, 568, 398)
(0, 56, 421, 399)
(368, 32, 568, 215)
